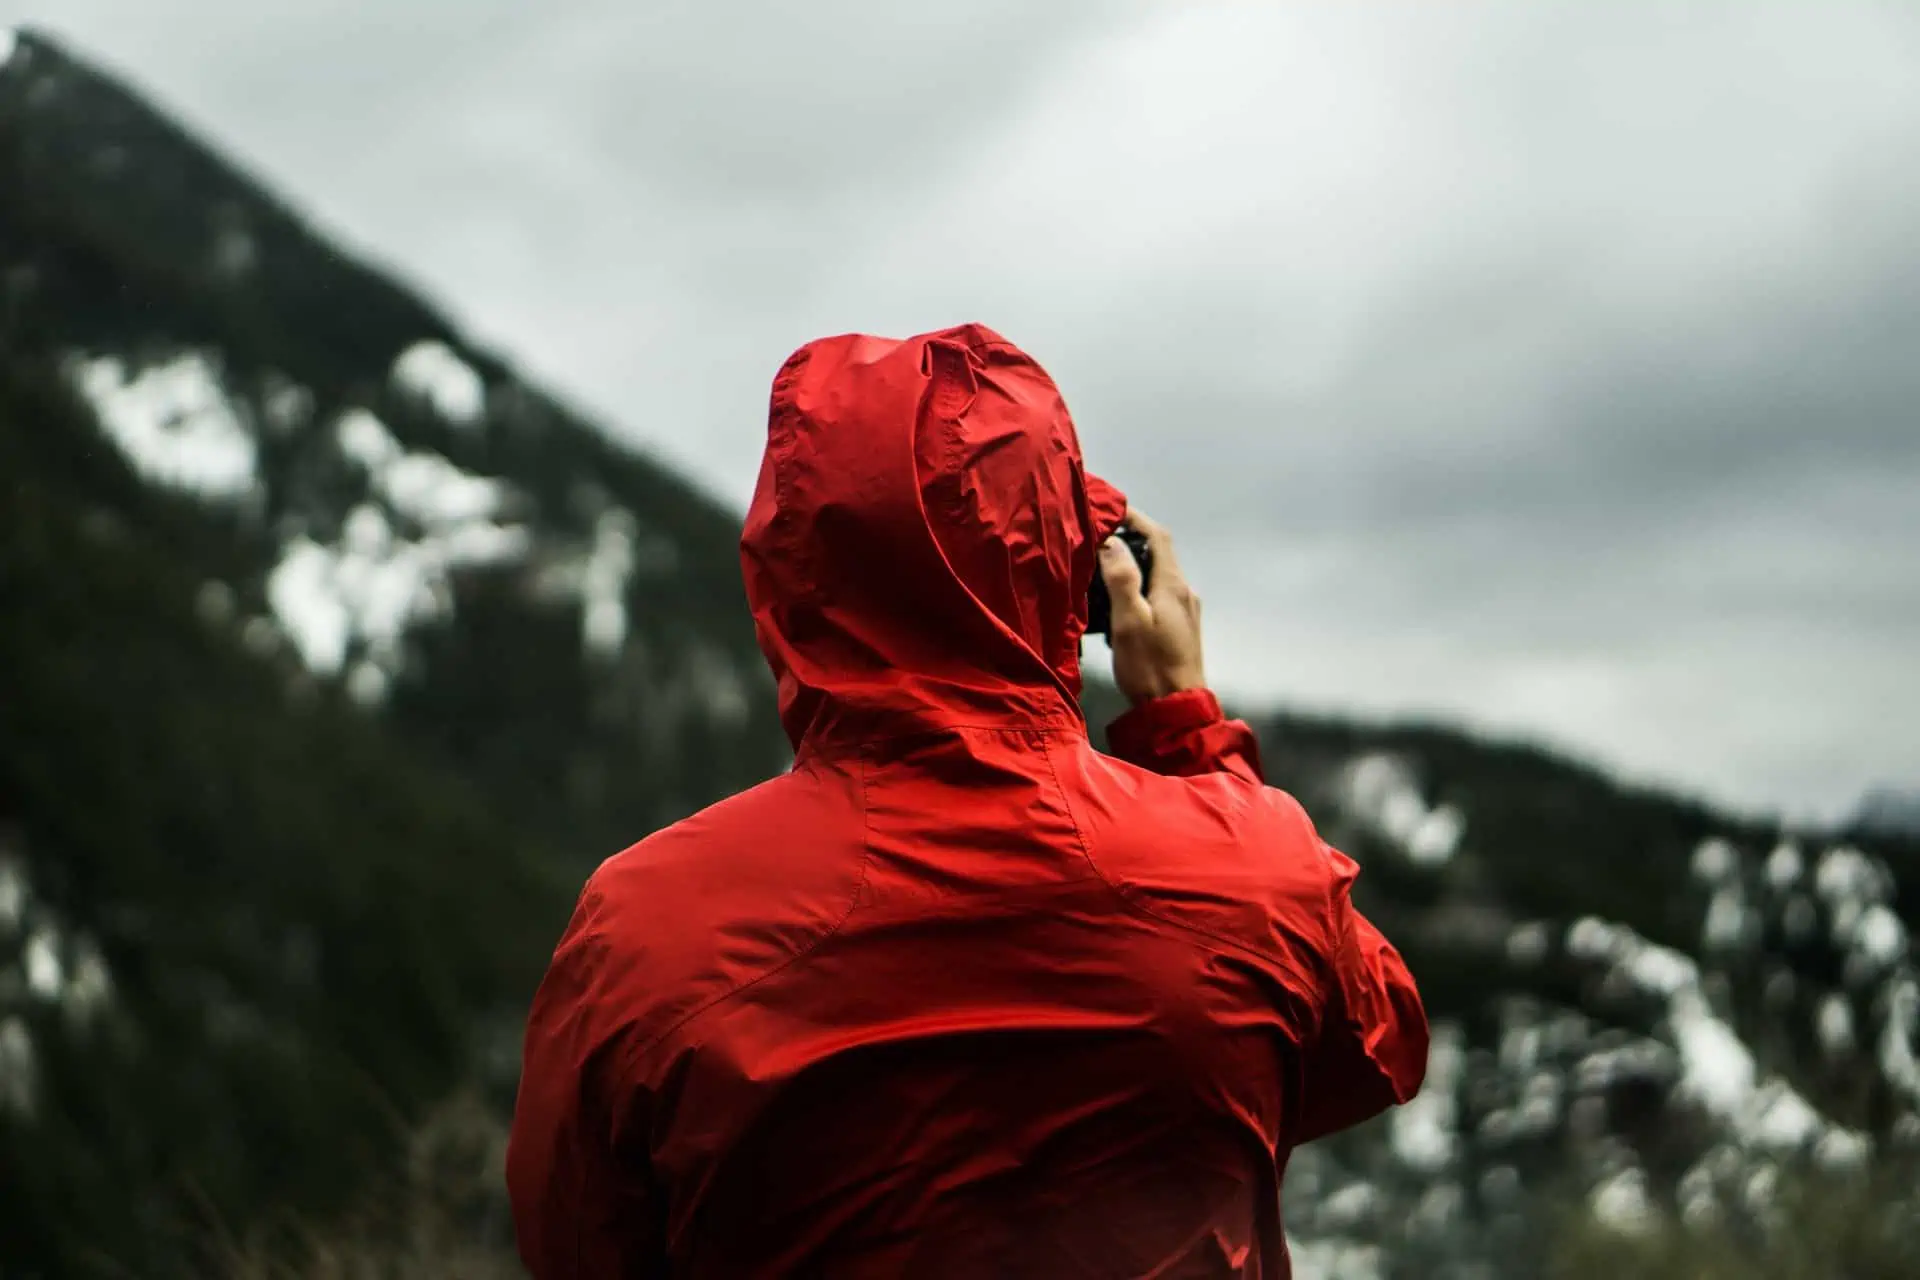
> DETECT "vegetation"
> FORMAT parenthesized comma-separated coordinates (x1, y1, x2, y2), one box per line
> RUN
(0, 342, 564, 1275)
(1548, 1155, 1920, 1280)
(1, 26, 1914, 1278)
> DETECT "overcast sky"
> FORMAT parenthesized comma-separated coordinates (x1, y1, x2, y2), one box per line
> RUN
(11, 1, 1919, 820)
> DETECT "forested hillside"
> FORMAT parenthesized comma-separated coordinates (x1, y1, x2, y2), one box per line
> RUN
(2, 28, 1914, 1278)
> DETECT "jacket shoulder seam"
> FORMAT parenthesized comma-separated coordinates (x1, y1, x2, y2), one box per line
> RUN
(624, 762, 875, 1072)
(1041, 739, 1297, 970)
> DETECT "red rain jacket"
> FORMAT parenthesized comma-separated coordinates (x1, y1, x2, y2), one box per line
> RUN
(507, 325, 1428, 1278)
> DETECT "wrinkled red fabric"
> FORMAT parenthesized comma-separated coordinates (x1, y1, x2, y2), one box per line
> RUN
(508, 324, 1428, 1278)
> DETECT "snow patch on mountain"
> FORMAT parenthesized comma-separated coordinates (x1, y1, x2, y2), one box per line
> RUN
(526, 504, 687, 660)
(1566, 912, 1868, 1158)
(1807, 844, 1910, 985)
(1691, 837, 1739, 884)
(1702, 884, 1754, 951)
(1764, 840, 1803, 891)
(22, 928, 60, 999)
(266, 411, 527, 682)
(1590, 1166, 1659, 1236)
(1340, 754, 1465, 866)
(1854, 906, 1907, 969)
(581, 508, 636, 657)
(0, 847, 115, 1122)
(1263, 819, 1911, 1272)
(1818, 993, 1856, 1056)
(1391, 1021, 1463, 1171)
(383, 452, 506, 527)
(391, 340, 485, 426)
(268, 508, 524, 679)
(336, 407, 400, 470)
(335, 409, 511, 529)
(68, 353, 257, 500)
(0, 855, 22, 935)
(1815, 845, 1887, 906)
(0, 28, 17, 70)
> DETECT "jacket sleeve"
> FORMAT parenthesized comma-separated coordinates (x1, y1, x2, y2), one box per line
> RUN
(1109, 689, 1429, 1141)
(507, 882, 667, 1279)
(1106, 688, 1264, 783)
(1293, 842, 1430, 1143)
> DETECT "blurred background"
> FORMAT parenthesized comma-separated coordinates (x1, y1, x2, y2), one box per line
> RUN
(1, 3, 1916, 1276)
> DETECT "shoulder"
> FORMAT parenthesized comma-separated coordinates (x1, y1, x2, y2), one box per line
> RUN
(1070, 748, 1344, 968)
(1077, 744, 1323, 869)
(595, 762, 856, 891)
(570, 762, 871, 1053)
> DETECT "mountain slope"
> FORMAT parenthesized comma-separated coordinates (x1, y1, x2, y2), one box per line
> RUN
(1236, 716, 1920, 1276)
(1, 27, 783, 1276)
(0, 28, 787, 864)
(2, 26, 1915, 1278)
(0, 356, 568, 1271)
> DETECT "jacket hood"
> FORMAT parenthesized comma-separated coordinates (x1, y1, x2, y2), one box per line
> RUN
(741, 324, 1128, 752)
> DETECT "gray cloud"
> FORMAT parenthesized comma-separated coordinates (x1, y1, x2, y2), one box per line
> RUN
(10, 0, 1918, 818)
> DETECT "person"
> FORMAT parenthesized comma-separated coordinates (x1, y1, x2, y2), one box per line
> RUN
(506, 324, 1429, 1278)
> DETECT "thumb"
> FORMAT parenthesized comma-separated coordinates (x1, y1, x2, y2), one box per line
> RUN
(1099, 537, 1150, 624)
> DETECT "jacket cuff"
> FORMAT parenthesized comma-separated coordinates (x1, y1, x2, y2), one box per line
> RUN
(1106, 688, 1267, 781)
(1108, 688, 1225, 759)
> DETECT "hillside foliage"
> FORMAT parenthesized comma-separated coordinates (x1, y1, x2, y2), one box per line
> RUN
(2, 27, 1915, 1278)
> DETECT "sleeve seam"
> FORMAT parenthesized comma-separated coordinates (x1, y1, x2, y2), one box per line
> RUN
(1043, 738, 1311, 975)
(622, 762, 876, 1077)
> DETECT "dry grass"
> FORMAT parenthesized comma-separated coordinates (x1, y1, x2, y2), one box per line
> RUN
(204, 1092, 1920, 1279)
(215, 1091, 523, 1280)
(1548, 1160, 1920, 1280)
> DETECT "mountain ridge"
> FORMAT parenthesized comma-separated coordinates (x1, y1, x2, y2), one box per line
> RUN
(3, 27, 1915, 1277)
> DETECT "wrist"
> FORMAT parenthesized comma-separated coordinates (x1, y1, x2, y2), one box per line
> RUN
(1124, 670, 1207, 706)
(1114, 685, 1222, 724)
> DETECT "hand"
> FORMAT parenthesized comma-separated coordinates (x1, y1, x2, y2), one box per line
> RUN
(1098, 510, 1207, 706)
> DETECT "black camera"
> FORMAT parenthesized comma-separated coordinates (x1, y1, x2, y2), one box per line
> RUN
(1086, 525, 1153, 642)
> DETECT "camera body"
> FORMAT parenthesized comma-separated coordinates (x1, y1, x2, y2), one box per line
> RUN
(1085, 526, 1154, 642)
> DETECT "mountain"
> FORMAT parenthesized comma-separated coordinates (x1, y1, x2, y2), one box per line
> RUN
(0, 26, 782, 1276)
(3, 27, 1916, 1278)
(1854, 786, 1920, 840)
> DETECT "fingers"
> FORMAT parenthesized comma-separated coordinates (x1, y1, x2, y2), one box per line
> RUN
(1106, 507, 1208, 703)
(1098, 535, 1145, 598)
(1122, 508, 1191, 603)
(1098, 536, 1153, 632)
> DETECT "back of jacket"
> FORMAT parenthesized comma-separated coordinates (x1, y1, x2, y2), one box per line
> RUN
(507, 326, 1428, 1279)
